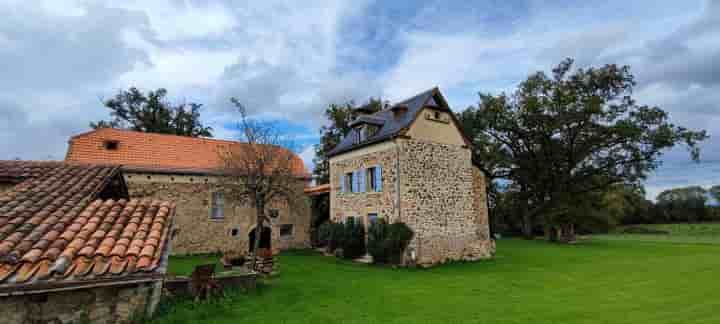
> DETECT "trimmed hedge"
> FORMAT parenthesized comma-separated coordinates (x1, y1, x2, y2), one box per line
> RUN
(318, 221, 345, 252)
(368, 220, 414, 265)
(341, 217, 366, 259)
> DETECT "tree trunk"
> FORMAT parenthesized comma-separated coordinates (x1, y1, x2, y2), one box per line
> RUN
(521, 211, 533, 240)
(559, 223, 576, 243)
(519, 186, 533, 240)
(251, 201, 264, 272)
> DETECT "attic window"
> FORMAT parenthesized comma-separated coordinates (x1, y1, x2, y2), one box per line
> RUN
(103, 140, 119, 150)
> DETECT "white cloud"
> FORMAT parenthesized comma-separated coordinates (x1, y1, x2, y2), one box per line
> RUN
(110, 0, 237, 41)
(298, 145, 316, 172)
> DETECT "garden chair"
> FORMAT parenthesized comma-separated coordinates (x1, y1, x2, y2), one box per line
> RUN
(190, 263, 222, 301)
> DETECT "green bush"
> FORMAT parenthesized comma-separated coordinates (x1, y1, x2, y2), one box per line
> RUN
(367, 220, 414, 265)
(341, 218, 366, 259)
(367, 219, 389, 263)
(318, 221, 345, 252)
(318, 221, 332, 247)
(386, 222, 414, 264)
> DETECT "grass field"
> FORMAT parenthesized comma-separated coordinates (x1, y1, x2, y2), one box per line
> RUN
(152, 237, 720, 324)
(593, 223, 720, 244)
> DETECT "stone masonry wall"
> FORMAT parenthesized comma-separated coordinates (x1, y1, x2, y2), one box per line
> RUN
(124, 173, 311, 255)
(329, 138, 494, 267)
(329, 142, 399, 226)
(399, 139, 494, 267)
(0, 281, 159, 324)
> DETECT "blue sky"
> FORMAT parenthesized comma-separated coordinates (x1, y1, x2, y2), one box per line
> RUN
(1, 0, 719, 199)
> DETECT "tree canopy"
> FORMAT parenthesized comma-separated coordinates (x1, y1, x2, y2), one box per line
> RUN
(458, 58, 708, 241)
(312, 98, 384, 183)
(91, 87, 213, 137)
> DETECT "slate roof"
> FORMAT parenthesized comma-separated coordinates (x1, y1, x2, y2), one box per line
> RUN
(0, 161, 175, 292)
(65, 128, 309, 177)
(328, 87, 460, 157)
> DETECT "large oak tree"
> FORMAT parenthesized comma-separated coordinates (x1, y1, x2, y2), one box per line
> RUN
(459, 58, 708, 242)
(91, 87, 213, 137)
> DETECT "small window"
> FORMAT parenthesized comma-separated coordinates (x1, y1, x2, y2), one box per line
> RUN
(280, 224, 293, 237)
(269, 209, 279, 218)
(368, 213, 379, 224)
(103, 140, 119, 150)
(344, 173, 353, 193)
(230, 228, 239, 237)
(210, 191, 224, 219)
(434, 111, 441, 119)
(367, 167, 376, 191)
(359, 126, 368, 142)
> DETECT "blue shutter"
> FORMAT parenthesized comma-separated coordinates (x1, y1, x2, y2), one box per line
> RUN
(359, 168, 366, 192)
(351, 171, 357, 192)
(340, 174, 345, 193)
(375, 165, 382, 192)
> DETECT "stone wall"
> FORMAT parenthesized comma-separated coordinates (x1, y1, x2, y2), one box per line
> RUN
(329, 141, 399, 226)
(399, 139, 493, 266)
(124, 172, 311, 255)
(329, 138, 494, 267)
(0, 281, 160, 324)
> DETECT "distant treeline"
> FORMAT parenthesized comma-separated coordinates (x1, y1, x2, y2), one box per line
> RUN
(491, 185, 720, 236)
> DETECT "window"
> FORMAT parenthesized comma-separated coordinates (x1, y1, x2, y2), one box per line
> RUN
(269, 209, 279, 218)
(230, 228, 239, 237)
(368, 213, 379, 224)
(359, 126, 368, 142)
(280, 224, 293, 237)
(354, 128, 362, 144)
(343, 172, 352, 193)
(367, 167, 376, 191)
(103, 140, 119, 150)
(210, 191, 224, 219)
(366, 165, 382, 192)
(434, 111, 441, 119)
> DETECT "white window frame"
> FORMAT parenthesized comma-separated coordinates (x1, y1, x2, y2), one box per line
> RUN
(210, 191, 224, 219)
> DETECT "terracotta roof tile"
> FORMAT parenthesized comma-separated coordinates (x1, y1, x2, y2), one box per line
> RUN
(65, 128, 309, 177)
(0, 161, 176, 290)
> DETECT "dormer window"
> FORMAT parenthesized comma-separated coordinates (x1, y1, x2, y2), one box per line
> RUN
(359, 126, 368, 142)
(103, 140, 119, 150)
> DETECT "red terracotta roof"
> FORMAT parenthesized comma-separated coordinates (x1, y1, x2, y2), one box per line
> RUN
(304, 184, 330, 196)
(0, 161, 175, 290)
(0, 160, 66, 184)
(65, 128, 309, 177)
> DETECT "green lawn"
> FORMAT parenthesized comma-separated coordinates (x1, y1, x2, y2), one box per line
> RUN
(153, 239, 720, 324)
(165, 253, 224, 277)
(593, 223, 720, 244)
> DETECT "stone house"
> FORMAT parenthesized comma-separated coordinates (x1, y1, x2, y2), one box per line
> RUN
(65, 128, 312, 255)
(327, 87, 495, 267)
(0, 161, 175, 323)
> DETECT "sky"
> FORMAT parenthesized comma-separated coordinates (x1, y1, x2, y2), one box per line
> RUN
(1, 0, 719, 199)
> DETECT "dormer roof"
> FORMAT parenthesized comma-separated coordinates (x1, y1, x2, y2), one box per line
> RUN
(327, 87, 470, 157)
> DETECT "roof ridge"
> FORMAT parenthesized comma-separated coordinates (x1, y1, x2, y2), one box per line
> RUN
(71, 128, 244, 146)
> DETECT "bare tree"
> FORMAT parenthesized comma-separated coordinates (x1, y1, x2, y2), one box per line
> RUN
(219, 98, 309, 271)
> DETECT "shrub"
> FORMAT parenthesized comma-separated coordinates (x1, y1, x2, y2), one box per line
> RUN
(386, 222, 414, 264)
(341, 217, 366, 259)
(318, 221, 332, 247)
(318, 221, 346, 252)
(367, 221, 414, 265)
(367, 219, 389, 263)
